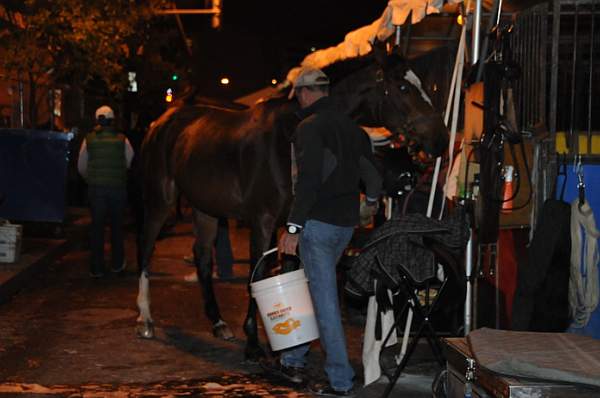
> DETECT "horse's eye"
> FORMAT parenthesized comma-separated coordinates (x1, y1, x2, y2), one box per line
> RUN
(399, 85, 408, 92)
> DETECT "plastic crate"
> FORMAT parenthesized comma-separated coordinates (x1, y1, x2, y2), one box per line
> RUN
(0, 223, 22, 263)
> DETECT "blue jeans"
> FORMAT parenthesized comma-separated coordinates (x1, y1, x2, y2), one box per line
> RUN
(280, 219, 355, 391)
(88, 185, 127, 273)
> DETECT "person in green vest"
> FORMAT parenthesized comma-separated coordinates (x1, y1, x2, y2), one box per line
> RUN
(77, 105, 134, 278)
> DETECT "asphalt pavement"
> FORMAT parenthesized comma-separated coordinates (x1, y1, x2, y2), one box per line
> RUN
(0, 208, 441, 397)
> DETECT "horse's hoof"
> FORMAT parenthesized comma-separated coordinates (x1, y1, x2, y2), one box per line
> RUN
(137, 321, 155, 339)
(244, 345, 266, 364)
(213, 320, 234, 341)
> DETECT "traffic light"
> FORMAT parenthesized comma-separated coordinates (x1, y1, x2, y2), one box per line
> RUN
(171, 74, 179, 81)
(212, 0, 221, 29)
(165, 88, 173, 103)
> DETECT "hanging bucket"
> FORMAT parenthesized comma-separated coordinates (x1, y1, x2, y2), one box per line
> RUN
(250, 248, 319, 351)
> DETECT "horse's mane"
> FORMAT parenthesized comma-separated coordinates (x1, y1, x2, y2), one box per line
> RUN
(321, 52, 378, 85)
(314, 50, 407, 85)
(266, 44, 454, 109)
(257, 91, 292, 109)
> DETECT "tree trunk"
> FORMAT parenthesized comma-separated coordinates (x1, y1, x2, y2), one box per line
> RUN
(28, 71, 37, 129)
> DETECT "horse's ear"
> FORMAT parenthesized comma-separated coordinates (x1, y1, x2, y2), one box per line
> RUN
(391, 44, 407, 62)
(386, 45, 409, 73)
(371, 38, 389, 67)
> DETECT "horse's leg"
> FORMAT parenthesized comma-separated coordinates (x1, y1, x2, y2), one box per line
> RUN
(191, 209, 234, 340)
(243, 214, 277, 362)
(136, 183, 176, 339)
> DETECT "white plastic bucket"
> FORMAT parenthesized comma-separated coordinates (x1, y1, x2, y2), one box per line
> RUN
(250, 251, 319, 351)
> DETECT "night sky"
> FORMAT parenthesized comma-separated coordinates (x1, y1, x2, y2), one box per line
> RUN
(177, 1, 389, 99)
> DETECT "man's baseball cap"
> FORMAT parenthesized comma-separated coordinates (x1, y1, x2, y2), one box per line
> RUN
(289, 67, 330, 99)
(95, 105, 114, 120)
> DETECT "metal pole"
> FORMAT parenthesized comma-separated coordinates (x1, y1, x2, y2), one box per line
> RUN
(587, 0, 595, 154)
(464, 227, 473, 334)
(427, 25, 463, 219)
(476, 0, 502, 81)
(402, 14, 412, 57)
(385, 197, 393, 220)
(439, 28, 466, 220)
(569, 1, 579, 153)
(540, 5, 548, 130)
(18, 80, 24, 128)
(155, 8, 219, 14)
(550, 0, 560, 137)
(472, 0, 483, 65)
(174, 14, 193, 56)
(49, 89, 54, 131)
(493, 243, 500, 329)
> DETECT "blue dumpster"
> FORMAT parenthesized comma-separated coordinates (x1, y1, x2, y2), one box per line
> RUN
(0, 128, 74, 222)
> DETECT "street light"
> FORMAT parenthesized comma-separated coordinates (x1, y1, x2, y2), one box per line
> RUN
(220, 77, 230, 85)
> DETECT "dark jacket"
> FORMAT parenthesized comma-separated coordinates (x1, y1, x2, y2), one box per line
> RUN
(288, 96, 382, 227)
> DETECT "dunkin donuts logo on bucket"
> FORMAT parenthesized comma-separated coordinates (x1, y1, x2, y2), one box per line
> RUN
(267, 302, 292, 321)
(268, 303, 301, 335)
(273, 318, 301, 335)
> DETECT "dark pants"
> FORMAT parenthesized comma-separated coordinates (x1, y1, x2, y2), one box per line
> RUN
(88, 185, 127, 273)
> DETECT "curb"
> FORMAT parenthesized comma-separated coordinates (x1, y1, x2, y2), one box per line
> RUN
(0, 232, 83, 305)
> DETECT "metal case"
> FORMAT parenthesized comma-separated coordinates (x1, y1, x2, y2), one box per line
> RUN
(443, 337, 597, 398)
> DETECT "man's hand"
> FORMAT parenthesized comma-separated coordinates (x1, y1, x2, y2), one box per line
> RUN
(359, 198, 379, 226)
(278, 231, 299, 256)
(365, 199, 379, 216)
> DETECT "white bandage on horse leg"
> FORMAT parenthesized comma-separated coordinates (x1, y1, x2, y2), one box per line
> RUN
(137, 271, 153, 323)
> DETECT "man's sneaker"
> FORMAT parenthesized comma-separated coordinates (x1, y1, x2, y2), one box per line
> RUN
(111, 261, 126, 273)
(259, 358, 305, 385)
(308, 381, 355, 397)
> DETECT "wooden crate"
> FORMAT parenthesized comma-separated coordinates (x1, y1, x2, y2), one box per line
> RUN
(0, 223, 22, 263)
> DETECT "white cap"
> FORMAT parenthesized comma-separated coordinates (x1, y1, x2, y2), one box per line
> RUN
(95, 105, 114, 120)
(288, 67, 329, 99)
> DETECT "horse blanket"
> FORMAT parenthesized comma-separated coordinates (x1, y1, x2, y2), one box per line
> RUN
(346, 210, 469, 297)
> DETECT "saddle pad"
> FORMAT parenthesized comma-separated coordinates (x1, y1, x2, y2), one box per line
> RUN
(468, 328, 600, 388)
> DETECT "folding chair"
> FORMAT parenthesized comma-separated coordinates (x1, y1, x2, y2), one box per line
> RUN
(374, 240, 462, 398)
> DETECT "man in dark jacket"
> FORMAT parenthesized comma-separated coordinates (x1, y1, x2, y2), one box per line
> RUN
(273, 68, 382, 397)
(78, 106, 134, 278)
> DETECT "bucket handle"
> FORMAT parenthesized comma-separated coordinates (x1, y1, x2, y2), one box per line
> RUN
(250, 247, 300, 284)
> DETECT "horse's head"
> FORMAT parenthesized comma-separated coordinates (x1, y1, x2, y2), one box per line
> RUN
(328, 44, 449, 157)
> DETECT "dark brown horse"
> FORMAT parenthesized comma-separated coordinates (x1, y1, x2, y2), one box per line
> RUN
(135, 48, 449, 361)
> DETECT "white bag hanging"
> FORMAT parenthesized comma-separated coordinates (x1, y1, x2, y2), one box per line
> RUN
(363, 286, 397, 386)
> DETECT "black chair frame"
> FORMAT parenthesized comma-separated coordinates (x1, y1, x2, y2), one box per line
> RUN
(374, 247, 454, 398)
